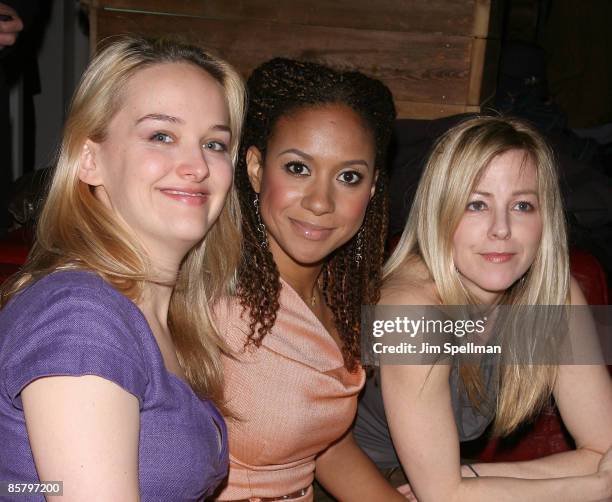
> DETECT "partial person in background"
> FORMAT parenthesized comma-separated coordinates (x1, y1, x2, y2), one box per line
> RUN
(543, 0, 612, 130)
(213, 58, 406, 501)
(0, 2, 24, 48)
(0, 36, 245, 500)
(0, 0, 46, 235)
(355, 116, 612, 501)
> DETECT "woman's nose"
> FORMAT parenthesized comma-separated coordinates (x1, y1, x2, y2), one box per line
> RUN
(488, 208, 511, 240)
(177, 146, 210, 182)
(301, 179, 334, 215)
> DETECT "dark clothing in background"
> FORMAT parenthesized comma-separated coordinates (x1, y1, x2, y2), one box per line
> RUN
(0, 0, 46, 234)
(543, 0, 612, 128)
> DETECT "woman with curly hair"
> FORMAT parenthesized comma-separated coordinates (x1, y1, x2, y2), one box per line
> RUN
(0, 36, 245, 500)
(213, 58, 404, 501)
(355, 116, 612, 501)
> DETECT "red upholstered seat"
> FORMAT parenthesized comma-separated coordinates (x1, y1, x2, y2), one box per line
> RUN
(571, 249, 609, 305)
(0, 228, 31, 265)
(0, 228, 31, 284)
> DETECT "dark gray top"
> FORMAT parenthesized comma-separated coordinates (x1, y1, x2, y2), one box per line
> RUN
(354, 363, 496, 469)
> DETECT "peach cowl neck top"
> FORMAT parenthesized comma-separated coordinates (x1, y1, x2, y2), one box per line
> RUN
(213, 280, 365, 501)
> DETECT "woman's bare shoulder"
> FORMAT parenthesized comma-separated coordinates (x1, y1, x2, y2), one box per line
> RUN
(381, 256, 439, 306)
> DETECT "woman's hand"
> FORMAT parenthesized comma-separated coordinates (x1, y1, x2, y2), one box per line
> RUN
(597, 447, 612, 498)
(397, 482, 419, 501)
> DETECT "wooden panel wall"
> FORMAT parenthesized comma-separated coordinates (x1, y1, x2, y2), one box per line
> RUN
(83, 0, 504, 119)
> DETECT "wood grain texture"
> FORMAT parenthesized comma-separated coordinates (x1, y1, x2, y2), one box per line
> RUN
(471, 0, 505, 38)
(95, 9, 474, 106)
(86, 0, 491, 36)
(395, 101, 482, 119)
(477, 37, 501, 106)
(81, 0, 504, 119)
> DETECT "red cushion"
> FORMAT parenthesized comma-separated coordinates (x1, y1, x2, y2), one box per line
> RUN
(0, 229, 31, 285)
(476, 405, 572, 462)
(570, 249, 609, 305)
(0, 262, 22, 284)
(0, 228, 31, 265)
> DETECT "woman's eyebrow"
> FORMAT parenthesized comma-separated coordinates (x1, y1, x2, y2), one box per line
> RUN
(473, 189, 538, 197)
(278, 148, 313, 160)
(278, 148, 369, 168)
(135, 113, 184, 125)
(339, 159, 370, 169)
(211, 124, 231, 133)
(134, 115, 230, 134)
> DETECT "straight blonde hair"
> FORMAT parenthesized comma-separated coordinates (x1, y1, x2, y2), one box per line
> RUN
(0, 36, 246, 406)
(385, 116, 569, 435)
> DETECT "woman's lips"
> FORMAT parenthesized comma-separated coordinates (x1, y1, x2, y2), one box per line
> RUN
(480, 252, 515, 263)
(160, 188, 209, 206)
(289, 218, 334, 241)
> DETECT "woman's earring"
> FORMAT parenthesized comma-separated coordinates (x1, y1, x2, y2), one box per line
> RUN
(354, 226, 365, 265)
(253, 194, 268, 248)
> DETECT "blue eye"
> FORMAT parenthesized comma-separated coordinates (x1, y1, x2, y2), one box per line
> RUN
(150, 132, 172, 143)
(203, 141, 227, 152)
(466, 200, 487, 211)
(285, 161, 310, 176)
(337, 171, 363, 185)
(514, 201, 535, 212)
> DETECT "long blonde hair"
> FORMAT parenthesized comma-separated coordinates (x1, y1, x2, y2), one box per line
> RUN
(0, 36, 246, 406)
(385, 116, 569, 435)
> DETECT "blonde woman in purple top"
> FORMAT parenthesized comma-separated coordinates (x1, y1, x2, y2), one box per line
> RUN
(0, 36, 245, 500)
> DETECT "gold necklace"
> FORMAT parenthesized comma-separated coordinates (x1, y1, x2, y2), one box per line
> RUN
(306, 278, 322, 308)
(309, 284, 321, 307)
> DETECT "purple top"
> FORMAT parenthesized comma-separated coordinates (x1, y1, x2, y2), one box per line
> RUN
(0, 271, 228, 501)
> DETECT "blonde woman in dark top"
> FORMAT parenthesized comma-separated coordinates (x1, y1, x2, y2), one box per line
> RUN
(368, 117, 612, 501)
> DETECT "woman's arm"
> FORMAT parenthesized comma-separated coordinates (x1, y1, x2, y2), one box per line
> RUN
(468, 278, 612, 480)
(22, 375, 140, 502)
(468, 363, 612, 480)
(382, 361, 611, 502)
(315, 431, 407, 501)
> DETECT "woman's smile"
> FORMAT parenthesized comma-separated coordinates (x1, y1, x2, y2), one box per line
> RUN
(288, 217, 335, 241)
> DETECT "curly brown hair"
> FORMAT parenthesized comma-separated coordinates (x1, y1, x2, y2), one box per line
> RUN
(236, 58, 396, 370)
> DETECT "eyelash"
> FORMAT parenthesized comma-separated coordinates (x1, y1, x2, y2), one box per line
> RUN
(284, 161, 310, 176)
(337, 170, 363, 185)
(205, 141, 228, 152)
(149, 133, 227, 152)
(150, 132, 173, 143)
(283, 162, 363, 185)
(466, 200, 536, 212)
(513, 201, 535, 212)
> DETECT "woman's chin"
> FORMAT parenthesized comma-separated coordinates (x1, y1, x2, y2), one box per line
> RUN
(462, 276, 522, 303)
